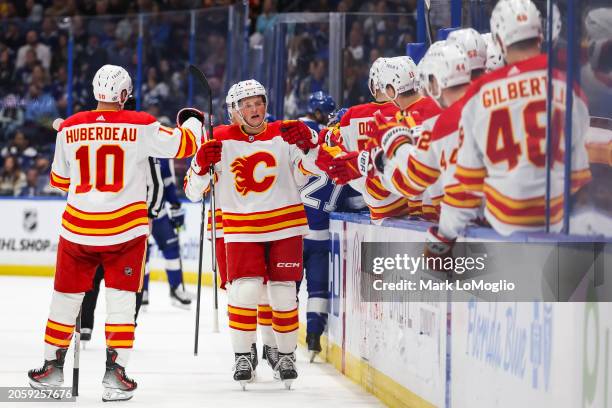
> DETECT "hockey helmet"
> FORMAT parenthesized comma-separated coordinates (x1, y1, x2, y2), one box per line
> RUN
(308, 91, 336, 116)
(368, 57, 388, 97)
(447, 28, 487, 72)
(490, 0, 542, 54)
(92, 64, 132, 104)
(482, 33, 505, 72)
(378, 55, 419, 101)
(422, 42, 471, 101)
(327, 107, 348, 127)
(232, 79, 268, 127)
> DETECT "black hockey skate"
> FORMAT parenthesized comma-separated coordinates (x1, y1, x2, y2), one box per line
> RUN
(262, 344, 280, 379)
(232, 353, 254, 390)
(170, 286, 192, 309)
(306, 332, 322, 362)
(142, 290, 149, 306)
(250, 343, 258, 370)
(275, 352, 298, 389)
(102, 348, 137, 402)
(28, 348, 67, 390)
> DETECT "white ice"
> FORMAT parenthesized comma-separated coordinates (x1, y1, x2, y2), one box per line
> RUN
(0, 276, 382, 407)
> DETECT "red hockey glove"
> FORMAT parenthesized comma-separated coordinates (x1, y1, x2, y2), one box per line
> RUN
(280, 120, 318, 151)
(424, 226, 456, 274)
(327, 149, 377, 185)
(192, 140, 222, 175)
(176, 108, 205, 127)
(366, 111, 422, 159)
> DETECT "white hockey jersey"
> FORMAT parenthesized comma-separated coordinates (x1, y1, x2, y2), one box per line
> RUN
(184, 121, 314, 242)
(455, 54, 592, 235)
(50, 109, 200, 246)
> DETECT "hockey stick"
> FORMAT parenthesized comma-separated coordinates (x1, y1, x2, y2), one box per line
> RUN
(188, 64, 220, 357)
(72, 308, 81, 396)
(424, 0, 434, 46)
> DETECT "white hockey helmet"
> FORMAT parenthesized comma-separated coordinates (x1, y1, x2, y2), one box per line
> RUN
(232, 79, 267, 127)
(417, 41, 446, 95)
(368, 57, 387, 97)
(225, 83, 238, 117)
(422, 43, 471, 101)
(92, 64, 132, 104)
(482, 33, 505, 71)
(447, 28, 487, 71)
(378, 56, 418, 101)
(490, 0, 542, 54)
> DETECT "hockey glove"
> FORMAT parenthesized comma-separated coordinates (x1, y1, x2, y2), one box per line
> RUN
(424, 226, 456, 274)
(366, 111, 422, 159)
(327, 149, 376, 184)
(280, 120, 318, 152)
(192, 140, 222, 176)
(169, 203, 186, 229)
(176, 108, 205, 127)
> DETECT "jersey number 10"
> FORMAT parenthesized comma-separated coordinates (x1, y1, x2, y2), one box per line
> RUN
(74, 145, 125, 193)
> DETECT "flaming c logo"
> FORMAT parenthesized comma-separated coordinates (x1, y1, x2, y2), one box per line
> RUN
(231, 151, 277, 196)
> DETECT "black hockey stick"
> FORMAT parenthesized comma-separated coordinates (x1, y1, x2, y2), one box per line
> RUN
(188, 64, 220, 357)
(424, 0, 434, 46)
(72, 308, 81, 396)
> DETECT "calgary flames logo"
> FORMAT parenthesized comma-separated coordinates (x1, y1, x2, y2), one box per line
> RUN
(231, 151, 277, 196)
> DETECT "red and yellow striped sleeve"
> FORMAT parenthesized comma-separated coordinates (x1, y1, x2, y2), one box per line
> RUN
(50, 171, 70, 192)
(175, 127, 198, 159)
(406, 155, 441, 189)
(365, 176, 391, 200)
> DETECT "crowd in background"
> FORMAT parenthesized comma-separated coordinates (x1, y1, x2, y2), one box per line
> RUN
(0, 0, 414, 197)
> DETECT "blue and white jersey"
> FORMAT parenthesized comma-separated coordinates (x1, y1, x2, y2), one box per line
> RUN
(157, 158, 180, 218)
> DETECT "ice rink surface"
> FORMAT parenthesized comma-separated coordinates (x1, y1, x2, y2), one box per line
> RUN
(0, 276, 382, 407)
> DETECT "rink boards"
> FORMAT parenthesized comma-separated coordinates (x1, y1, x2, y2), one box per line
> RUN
(326, 213, 611, 408)
(0, 198, 610, 408)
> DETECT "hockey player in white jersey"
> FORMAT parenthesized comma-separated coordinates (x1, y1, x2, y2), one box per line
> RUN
(440, 0, 591, 243)
(28, 64, 202, 401)
(185, 79, 318, 389)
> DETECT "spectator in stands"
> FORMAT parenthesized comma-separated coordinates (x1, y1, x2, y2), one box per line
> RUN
(256, 0, 277, 34)
(1, 130, 38, 169)
(2, 22, 22, 51)
(23, 83, 58, 125)
(0, 46, 14, 92)
(40, 17, 59, 49)
(347, 22, 365, 63)
(299, 58, 328, 102)
(18, 167, 42, 197)
(25, 0, 44, 25)
(0, 155, 26, 196)
(14, 49, 38, 93)
(142, 66, 170, 107)
(16, 30, 51, 71)
(0, 95, 25, 141)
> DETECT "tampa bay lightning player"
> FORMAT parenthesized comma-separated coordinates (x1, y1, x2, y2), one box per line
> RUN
(299, 102, 365, 360)
(142, 158, 193, 308)
(299, 91, 336, 132)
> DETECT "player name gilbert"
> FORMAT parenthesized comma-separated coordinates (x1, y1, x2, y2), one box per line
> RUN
(65, 127, 137, 144)
(373, 279, 515, 293)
